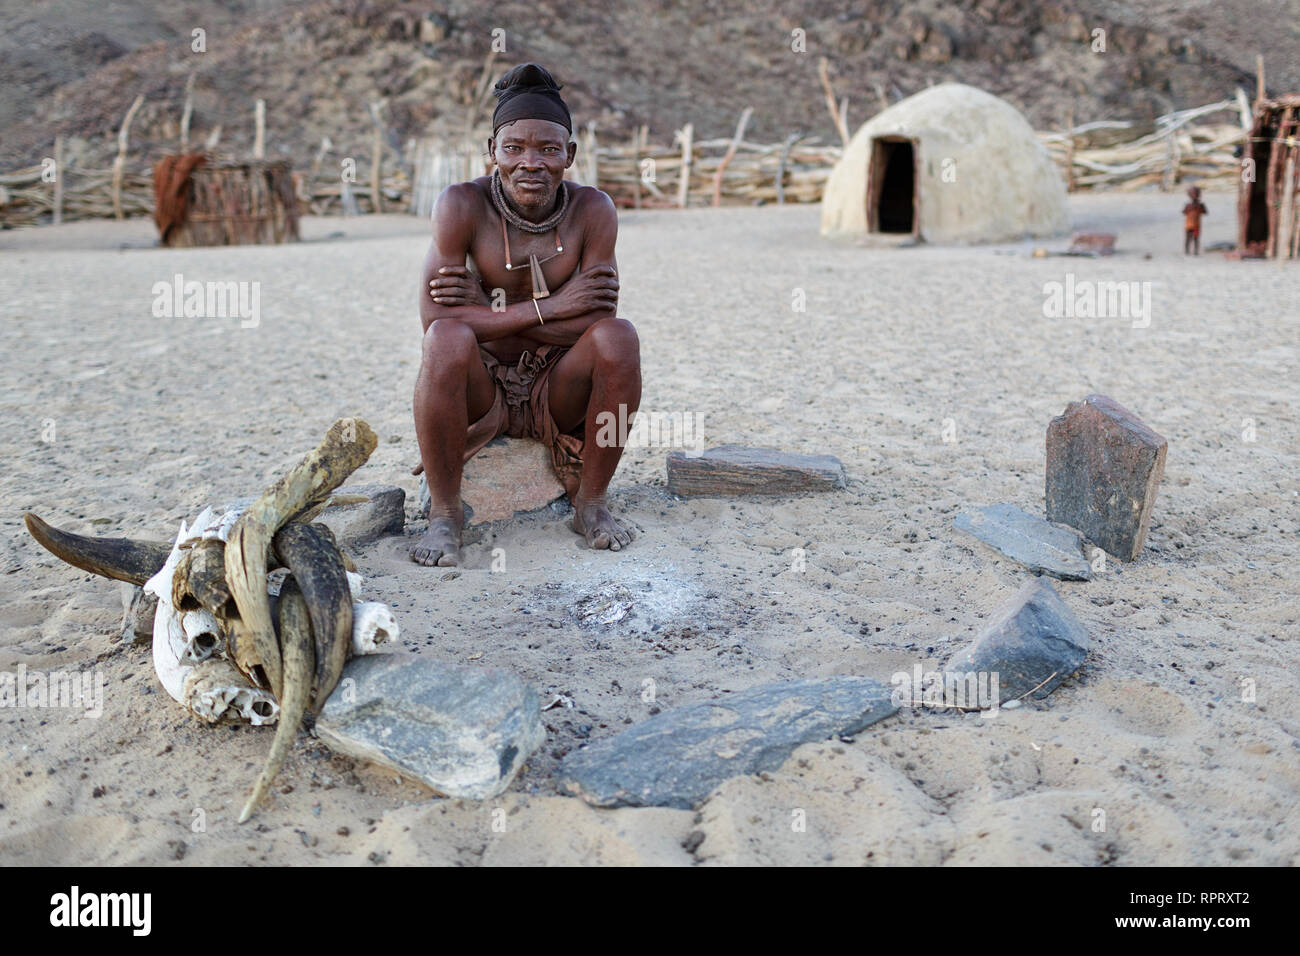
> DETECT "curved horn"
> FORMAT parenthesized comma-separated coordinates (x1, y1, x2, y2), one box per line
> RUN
(24, 513, 170, 585)
(238, 576, 313, 823)
(273, 522, 353, 713)
(225, 418, 377, 699)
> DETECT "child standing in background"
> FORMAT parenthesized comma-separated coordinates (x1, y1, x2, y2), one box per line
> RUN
(1183, 186, 1208, 255)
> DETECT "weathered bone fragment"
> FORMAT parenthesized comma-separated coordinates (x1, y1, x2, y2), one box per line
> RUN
(147, 518, 201, 703)
(272, 522, 353, 711)
(24, 513, 170, 585)
(239, 577, 314, 823)
(351, 601, 398, 655)
(172, 537, 233, 618)
(183, 659, 279, 725)
(177, 609, 224, 664)
(152, 600, 190, 703)
(225, 417, 377, 698)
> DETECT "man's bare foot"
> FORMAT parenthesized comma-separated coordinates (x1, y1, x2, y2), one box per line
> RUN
(410, 516, 463, 566)
(571, 497, 634, 551)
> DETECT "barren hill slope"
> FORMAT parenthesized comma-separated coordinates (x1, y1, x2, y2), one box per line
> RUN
(1, 0, 1294, 170)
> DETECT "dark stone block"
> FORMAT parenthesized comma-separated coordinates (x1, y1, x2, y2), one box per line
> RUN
(316, 652, 545, 800)
(558, 676, 896, 809)
(944, 578, 1089, 705)
(312, 483, 405, 548)
(666, 445, 847, 497)
(954, 503, 1091, 580)
(1046, 394, 1167, 561)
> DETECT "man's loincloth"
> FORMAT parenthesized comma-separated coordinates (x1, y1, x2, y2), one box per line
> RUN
(465, 345, 583, 499)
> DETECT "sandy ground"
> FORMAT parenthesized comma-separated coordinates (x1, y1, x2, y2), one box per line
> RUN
(0, 189, 1296, 866)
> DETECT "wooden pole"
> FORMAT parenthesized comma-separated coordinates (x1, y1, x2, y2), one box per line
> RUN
(371, 125, 383, 213)
(309, 136, 331, 185)
(52, 135, 64, 226)
(712, 106, 753, 206)
(1235, 87, 1253, 131)
(776, 132, 803, 205)
(1164, 132, 1180, 191)
(204, 124, 222, 149)
(111, 95, 144, 220)
(1064, 108, 1076, 192)
(631, 126, 642, 209)
(677, 123, 693, 208)
(253, 99, 266, 159)
(818, 58, 850, 147)
(179, 73, 195, 151)
(1255, 54, 1266, 105)
(584, 121, 598, 188)
(874, 83, 888, 112)
(1278, 151, 1296, 260)
(463, 49, 498, 143)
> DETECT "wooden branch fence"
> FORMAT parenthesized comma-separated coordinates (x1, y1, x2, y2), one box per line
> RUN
(0, 97, 1281, 230)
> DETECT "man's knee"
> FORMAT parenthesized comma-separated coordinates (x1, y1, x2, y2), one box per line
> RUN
(421, 318, 478, 372)
(589, 316, 639, 369)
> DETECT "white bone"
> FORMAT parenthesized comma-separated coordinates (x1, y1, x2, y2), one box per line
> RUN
(146, 508, 395, 725)
(147, 519, 195, 703)
(351, 601, 398, 655)
(152, 598, 190, 703)
(175, 609, 223, 664)
(183, 659, 279, 725)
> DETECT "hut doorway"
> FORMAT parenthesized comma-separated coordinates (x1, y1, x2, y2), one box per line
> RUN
(868, 136, 918, 235)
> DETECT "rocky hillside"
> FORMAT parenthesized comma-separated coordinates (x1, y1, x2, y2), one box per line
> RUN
(1, 0, 1294, 172)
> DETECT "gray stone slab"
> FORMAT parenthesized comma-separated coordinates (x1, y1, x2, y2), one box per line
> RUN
(944, 578, 1089, 705)
(1046, 394, 1167, 561)
(666, 445, 847, 497)
(316, 652, 545, 800)
(311, 483, 405, 548)
(954, 503, 1091, 580)
(558, 676, 897, 809)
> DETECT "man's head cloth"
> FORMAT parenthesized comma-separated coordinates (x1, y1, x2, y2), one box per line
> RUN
(492, 63, 572, 139)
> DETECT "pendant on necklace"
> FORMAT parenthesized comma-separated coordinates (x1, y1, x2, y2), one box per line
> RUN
(529, 254, 549, 299)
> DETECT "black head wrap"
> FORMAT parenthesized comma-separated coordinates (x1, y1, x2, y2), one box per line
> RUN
(491, 63, 572, 138)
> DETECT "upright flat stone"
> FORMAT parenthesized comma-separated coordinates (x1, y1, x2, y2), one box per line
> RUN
(558, 676, 896, 809)
(316, 652, 545, 800)
(418, 437, 566, 524)
(954, 503, 1091, 581)
(944, 578, 1089, 705)
(1045, 394, 1167, 561)
(667, 445, 847, 497)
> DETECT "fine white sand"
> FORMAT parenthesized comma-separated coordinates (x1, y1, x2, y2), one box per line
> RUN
(1, 189, 1296, 865)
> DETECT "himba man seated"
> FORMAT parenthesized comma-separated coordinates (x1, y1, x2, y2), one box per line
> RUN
(411, 63, 641, 567)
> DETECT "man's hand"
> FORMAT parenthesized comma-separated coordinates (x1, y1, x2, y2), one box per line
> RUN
(428, 265, 491, 307)
(542, 265, 618, 320)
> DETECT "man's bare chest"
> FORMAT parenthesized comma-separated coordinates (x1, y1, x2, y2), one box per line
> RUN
(468, 216, 583, 304)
